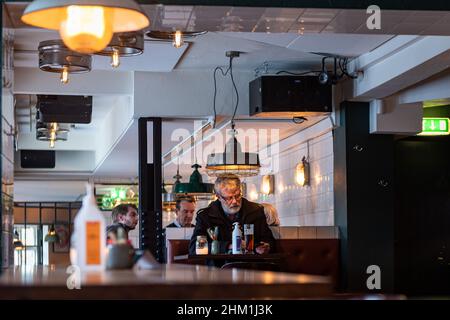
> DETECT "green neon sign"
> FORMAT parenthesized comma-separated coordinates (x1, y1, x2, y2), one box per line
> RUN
(419, 118, 450, 136)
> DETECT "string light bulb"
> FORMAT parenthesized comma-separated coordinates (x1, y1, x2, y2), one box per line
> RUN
(49, 123, 57, 148)
(60, 67, 69, 84)
(111, 47, 120, 68)
(173, 30, 184, 48)
(59, 5, 113, 54)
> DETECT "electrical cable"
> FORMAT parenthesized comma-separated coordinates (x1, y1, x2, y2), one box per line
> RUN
(212, 63, 231, 128)
(229, 56, 239, 129)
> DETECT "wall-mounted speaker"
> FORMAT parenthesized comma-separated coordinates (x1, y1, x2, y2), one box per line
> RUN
(20, 150, 55, 169)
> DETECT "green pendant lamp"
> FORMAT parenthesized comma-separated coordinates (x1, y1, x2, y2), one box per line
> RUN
(45, 225, 59, 243)
(174, 164, 214, 194)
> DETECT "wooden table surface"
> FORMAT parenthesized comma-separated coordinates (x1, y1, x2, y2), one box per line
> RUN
(0, 264, 332, 299)
(187, 253, 286, 260)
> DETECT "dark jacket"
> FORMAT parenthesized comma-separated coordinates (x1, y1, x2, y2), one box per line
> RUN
(106, 223, 131, 240)
(165, 222, 195, 228)
(189, 198, 275, 256)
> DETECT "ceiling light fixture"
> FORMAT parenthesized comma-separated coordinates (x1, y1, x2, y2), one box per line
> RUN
(206, 51, 261, 177)
(39, 40, 92, 84)
(36, 121, 69, 148)
(95, 31, 144, 68)
(146, 30, 207, 48)
(13, 230, 24, 251)
(45, 224, 59, 243)
(173, 30, 183, 48)
(174, 164, 214, 195)
(22, 0, 149, 54)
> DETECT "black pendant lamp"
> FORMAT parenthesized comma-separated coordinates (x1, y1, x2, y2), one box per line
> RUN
(205, 52, 261, 177)
(206, 126, 260, 177)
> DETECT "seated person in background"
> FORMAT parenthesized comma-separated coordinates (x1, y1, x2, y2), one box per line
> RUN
(166, 195, 196, 228)
(106, 204, 138, 242)
(261, 203, 280, 226)
(189, 173, 275, 256)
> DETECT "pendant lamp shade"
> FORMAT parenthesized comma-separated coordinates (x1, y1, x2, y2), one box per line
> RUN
(44, 225, 59, 243)
(206, 132, 260, 177)
(174, 164, 214, 194)
(21, 0, 149, 54)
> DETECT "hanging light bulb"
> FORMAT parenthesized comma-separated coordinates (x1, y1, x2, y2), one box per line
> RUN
(173, 30, 184, 48)
(45, 225, 59, 243)
(295, 156, 310, 186)
(59, 5, 113, 54)
(21, 1, 149, 54)
(60, 66, 69, 84)
(111, 47, 120, 68)
(13, 230, 24, 251)
(49, 123, 57, 148)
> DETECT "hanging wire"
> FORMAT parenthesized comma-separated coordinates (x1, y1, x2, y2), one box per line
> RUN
(229, 56, 239, 129)
(212, 55, 240, 129)
(213, 60, 232, 128)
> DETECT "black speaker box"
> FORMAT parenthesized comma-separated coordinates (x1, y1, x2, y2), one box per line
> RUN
(21, 150, 55, 169)
(249, 75, 332, 116)
(37, 95, 92, 124)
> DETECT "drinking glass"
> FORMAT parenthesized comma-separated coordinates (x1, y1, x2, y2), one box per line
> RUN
(243, 224, 254, 254)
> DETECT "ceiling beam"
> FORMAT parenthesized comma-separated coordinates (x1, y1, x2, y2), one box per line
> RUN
(346, 36, 450, 100)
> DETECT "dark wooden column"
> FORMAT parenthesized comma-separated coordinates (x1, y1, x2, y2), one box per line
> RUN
(334, 101, 395, 293)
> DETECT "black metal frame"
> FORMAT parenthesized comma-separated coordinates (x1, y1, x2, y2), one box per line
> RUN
(13, 201, 81, 265)
(138, 118, 163, 262)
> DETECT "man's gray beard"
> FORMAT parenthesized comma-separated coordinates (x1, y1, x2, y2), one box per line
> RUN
(223, 204, 241, 215)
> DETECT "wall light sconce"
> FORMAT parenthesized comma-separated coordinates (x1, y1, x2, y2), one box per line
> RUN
(295, 156, 310, 187)
(261, 175, 275, 195)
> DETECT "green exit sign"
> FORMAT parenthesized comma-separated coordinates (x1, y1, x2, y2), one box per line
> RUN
(419, 118, 450, 136)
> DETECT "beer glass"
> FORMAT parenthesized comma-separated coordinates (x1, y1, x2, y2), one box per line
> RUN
(243, 224, 254, 254)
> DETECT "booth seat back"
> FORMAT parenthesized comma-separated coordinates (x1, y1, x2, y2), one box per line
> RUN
(167, 238, 339, 285)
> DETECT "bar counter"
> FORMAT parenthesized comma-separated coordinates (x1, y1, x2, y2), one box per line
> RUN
(0, 264, 332, 299)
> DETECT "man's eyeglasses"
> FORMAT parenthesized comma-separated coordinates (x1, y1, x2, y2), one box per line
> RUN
(217, 193, 242, 203)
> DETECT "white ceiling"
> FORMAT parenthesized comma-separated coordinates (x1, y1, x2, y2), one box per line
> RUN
(7, 2, 450, 181)
(6, 4, 450, 36)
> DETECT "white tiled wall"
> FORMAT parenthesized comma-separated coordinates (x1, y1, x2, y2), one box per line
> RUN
(245, 119, 334, 226)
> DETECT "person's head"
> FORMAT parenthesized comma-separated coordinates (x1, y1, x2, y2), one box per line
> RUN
(175, 195, 196, 227)
(262, 203, 280, 226)
(111, 204, 138, 230)
(214, 173, 242, 215)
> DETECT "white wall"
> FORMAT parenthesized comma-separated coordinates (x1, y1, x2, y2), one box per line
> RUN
(134, 69, 254, 118)
(245, 118, 334, 226)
